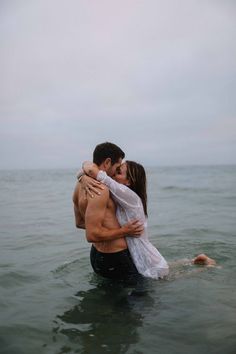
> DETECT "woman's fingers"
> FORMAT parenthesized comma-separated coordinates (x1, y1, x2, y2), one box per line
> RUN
(90, 181, 104, 190)
(85, 187, 94, 198)
(87, 185, 101, 195)
(126, 219, 144, 235)
(132, 226, 144, 235)
(85, 178, 104, 193)
(81, 175, 105, 197)
(85, 184, 104, 197)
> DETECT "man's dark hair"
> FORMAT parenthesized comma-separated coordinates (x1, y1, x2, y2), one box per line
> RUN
(93, 142, 125, 165)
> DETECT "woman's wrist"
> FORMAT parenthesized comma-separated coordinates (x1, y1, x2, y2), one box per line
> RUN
(83, 161, 99, 179)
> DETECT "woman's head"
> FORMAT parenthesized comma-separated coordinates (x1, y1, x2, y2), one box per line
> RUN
(114, 161, 148, 216)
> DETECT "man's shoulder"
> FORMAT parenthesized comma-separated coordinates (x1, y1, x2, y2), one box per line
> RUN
(87, 185, 110, 205)
(100, 184, 109, 192)
(94, 184, 109, 198)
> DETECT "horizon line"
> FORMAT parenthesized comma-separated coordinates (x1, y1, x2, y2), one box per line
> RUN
(0, 163, 236, 171)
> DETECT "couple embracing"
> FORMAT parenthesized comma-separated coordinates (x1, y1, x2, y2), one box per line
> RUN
(73, 142, 215, 284)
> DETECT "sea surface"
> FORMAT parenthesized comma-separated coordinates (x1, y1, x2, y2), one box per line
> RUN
(0, 166, 236, 354)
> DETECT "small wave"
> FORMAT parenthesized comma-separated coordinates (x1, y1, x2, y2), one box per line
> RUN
(52, 250, 90, 279)
(52, 259, 81, 276)
(51, 257, 92, 289)
(162, 186, 208, 192)
(223, 195, 236, 201)
(0, 271, 40, 288)
(183, 228, 234, 238)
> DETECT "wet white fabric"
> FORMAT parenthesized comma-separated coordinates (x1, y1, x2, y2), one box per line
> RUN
(97, 171, 169, 279)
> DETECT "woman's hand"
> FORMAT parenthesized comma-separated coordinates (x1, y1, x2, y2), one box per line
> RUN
(80, 175, 104, 198)
(122, 220, 144, 237)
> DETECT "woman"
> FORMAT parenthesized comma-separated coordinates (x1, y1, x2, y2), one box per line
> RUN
(81, 160, 169, 279)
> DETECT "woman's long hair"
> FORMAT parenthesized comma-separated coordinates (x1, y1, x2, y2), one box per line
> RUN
(126, 161, 148, 217)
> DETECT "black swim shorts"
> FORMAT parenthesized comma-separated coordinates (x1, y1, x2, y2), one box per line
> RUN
(90, 245, 142, 282)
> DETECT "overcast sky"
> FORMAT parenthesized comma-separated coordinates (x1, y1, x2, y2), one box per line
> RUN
(1, 0, 235, 169)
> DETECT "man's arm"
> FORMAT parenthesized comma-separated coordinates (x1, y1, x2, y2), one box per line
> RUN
(85, 187, 142, 242)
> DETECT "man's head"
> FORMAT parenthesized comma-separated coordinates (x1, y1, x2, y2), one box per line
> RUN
(93, 142, 125, 177)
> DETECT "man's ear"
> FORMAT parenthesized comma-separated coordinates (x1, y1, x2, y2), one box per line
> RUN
(104, 158, 111, 168)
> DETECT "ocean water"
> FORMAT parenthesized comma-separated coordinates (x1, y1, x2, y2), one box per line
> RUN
(0, 166, 235, 354)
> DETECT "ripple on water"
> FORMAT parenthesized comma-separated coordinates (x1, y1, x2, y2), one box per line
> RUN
(51, 248, 91, 289)
(0, 324, 50, 354)
(0, 271, 41, 289)
(162, 185, 209, 193)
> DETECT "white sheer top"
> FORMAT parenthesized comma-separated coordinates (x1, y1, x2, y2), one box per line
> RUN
(97, 171, 169, 279)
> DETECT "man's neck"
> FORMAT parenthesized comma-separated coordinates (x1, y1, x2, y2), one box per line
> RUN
(97, 163, 106, 171)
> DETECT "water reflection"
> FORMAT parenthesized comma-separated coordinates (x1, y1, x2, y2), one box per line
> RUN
(54, 278, 155, 354)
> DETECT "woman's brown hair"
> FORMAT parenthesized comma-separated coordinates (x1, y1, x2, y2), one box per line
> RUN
(126, 161, 148, 217)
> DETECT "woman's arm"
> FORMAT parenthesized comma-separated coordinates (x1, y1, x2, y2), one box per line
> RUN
(83, 161, 99, 179)
(82, 161, 141, 211)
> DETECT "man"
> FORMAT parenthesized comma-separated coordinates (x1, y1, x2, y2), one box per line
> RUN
(73, 142, 143, 281)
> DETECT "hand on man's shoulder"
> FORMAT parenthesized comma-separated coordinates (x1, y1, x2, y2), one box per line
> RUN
(87, 184, 109, 201)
